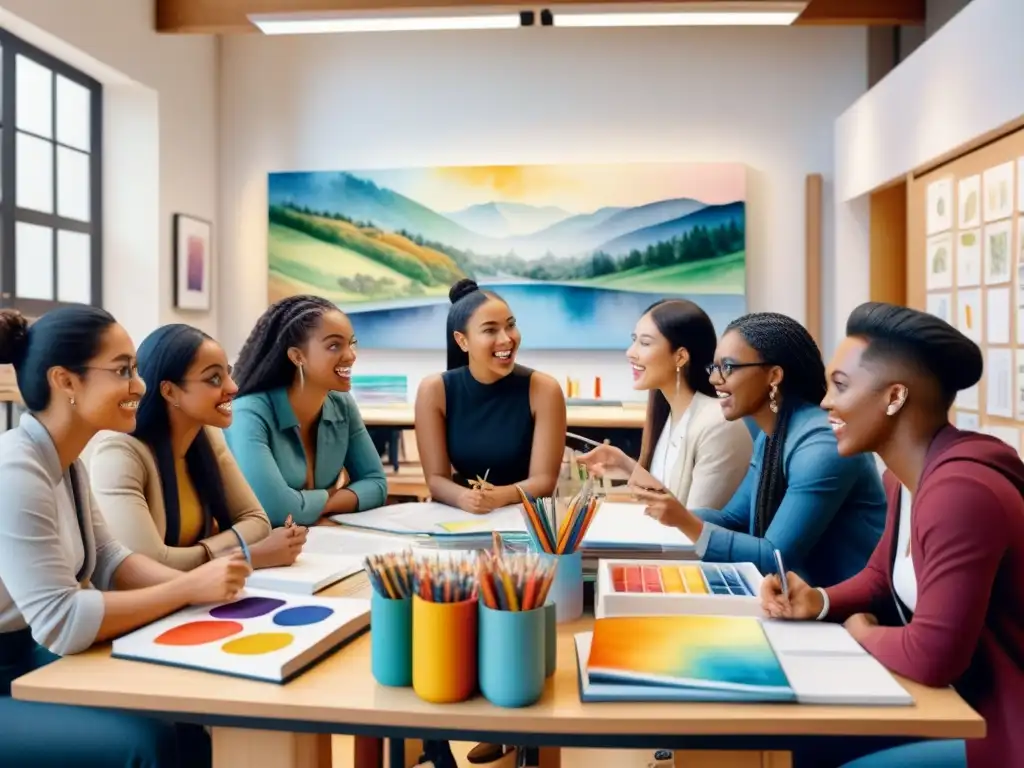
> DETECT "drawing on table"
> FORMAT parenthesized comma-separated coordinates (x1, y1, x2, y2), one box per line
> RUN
(266, 162, 748, 349)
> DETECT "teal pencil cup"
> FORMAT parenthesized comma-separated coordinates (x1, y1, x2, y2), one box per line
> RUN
(370, 591, 412, 687)
(479, 602, 545, 708)
(543, 601, 557, 677)
(550, 549, 584, 623)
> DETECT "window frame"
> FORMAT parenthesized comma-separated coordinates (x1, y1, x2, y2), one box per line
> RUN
(0, 28, 103, 315)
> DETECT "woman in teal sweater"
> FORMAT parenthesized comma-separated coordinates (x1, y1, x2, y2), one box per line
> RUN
(225, 295, 387, 527)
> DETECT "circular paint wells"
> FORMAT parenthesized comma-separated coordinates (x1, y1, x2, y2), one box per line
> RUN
(222, 632, 294, 655)
(272, 605, 335, 627)
(209, 596, 285, 620)
(155, 620, 243, 646)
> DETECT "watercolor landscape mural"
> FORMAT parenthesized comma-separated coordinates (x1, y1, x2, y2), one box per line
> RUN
(267, 163, 747, 349)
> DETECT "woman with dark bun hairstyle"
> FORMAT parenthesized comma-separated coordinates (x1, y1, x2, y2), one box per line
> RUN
(763, 302, 1024, 768)
(415, 278, 566, 514)
(0, 307, 252, 767)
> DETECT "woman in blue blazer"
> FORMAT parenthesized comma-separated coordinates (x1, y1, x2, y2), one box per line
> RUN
(632, 312, 887, 587)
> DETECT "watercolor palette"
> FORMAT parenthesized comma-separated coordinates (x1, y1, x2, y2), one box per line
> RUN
(111, 589, 370, 683)
(595, 559, 764, 619)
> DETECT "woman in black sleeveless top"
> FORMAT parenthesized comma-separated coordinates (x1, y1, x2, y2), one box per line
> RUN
(415, 279, 566, 515)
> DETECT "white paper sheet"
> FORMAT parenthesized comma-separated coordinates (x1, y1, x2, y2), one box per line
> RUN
(957, 288, 982, 342)
(956, 229, 981, 287)
(986, 348, 1013, 417)
(983, 161, 1015, 222)
(582, 502, 693, 549)
(985, 220, 1013, 284)
(329, 501, 526, 536)
(761, 620, 865, 656)
(303, 526, 416, 556)
(958, 174, 981, 228)
(926, 233, 953, 290)
(245, 553, 364, 595)
(926, 177, 953, 234)
(987, 286, 1011, 344)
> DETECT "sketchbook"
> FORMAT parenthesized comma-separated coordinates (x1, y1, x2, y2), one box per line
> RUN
(576, 616, 912, 706)
(112, 589, 370, 683)
(303, 526, 410, 557)
(245, 553, 364, 595)
(581, 502, 694, 551)
(329, 501, 527, 537)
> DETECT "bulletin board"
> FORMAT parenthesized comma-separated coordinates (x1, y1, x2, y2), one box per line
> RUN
(908, 127, 1024, 453)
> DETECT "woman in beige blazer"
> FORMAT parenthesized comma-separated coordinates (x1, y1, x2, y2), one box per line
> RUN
(578, 299, 752, 509)
(91, 324, 305, 571)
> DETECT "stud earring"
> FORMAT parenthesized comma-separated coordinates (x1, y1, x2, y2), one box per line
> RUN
(769, 384, 779, 414)
(69, 397, 75, 407)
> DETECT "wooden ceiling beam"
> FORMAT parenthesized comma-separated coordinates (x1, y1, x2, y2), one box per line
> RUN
(156, 0, 926, 34)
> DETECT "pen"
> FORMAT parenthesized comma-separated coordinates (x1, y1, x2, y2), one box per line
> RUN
(284, 514, 294, 528)
(773, 548, 789, 599)
(231, 527, 252, 566)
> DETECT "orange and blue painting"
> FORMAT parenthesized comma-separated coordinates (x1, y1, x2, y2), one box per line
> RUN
(267, 162, 746, 349)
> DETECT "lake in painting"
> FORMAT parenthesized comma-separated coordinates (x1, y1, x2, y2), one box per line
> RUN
(267, 162, 748, 349)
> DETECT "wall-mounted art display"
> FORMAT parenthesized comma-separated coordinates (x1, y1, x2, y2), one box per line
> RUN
(926, 177, 953, 234)
(266, 163, 747, 350)
(983, 161, 1014, 223)
(174, 214, 213, 312)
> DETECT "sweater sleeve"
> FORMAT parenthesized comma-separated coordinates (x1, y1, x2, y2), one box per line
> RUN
(0, 456, 105, 655)
(853, 471, 1007, 687)
(684, 418, 754, 511)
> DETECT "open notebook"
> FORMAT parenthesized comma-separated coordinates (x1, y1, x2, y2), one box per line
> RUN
(329, 501, 527, 537)
(245, 553, 364, 595)
(575, 615, 912, 705)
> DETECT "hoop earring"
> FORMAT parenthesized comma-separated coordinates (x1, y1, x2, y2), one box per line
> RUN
(769, 384, 779, 414)
(297, 363, 305, 390)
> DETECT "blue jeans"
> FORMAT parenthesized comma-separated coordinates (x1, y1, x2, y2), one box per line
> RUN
(841, 740, 966, 768)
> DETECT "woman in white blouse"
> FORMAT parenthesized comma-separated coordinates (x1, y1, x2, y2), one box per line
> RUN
(0, 306, 250, 768)
(578, 299, 752, 508)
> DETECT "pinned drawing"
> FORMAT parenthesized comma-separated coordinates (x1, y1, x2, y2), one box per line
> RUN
(926, 178, 953, 235)
(956, 230, 981, 287)
(926, 234, 953, 290)
(926, 292, 951, 325)
(986, 286, 1011, 345)
(1017, 264, 1024, 343)
(955, 411, 980, 432)
(983, 162, 1014, 223)
(1019, 158, 1024, 213)
(986, 348, 1013, 418)
(1017, 349, 1024, 421)
(957, 288, 982, 343)
(957, 383, 980, 411)
(985, 220, 1013, 284)
(958, 175, 981, 229)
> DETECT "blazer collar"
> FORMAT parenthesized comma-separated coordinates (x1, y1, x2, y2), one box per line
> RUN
(19, 413, 64, 485)
(267, 387, 344, 432)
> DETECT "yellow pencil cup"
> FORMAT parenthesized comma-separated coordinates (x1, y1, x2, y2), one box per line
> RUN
(412, 595, 478, 703)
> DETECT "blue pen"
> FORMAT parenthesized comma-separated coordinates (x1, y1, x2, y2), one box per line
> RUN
(773, 548, 789, 598)
(231, 527, 251, 566)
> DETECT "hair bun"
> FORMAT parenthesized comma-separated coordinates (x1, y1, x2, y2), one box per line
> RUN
(449, 278, 480, 304)
(0, 309, 29, 366)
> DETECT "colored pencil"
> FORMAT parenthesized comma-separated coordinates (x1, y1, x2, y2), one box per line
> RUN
(477, 552, 557, 612)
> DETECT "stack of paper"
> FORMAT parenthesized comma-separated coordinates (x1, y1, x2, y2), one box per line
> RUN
(581, 502, 695, 562)
(329, 501, 527, 538)
(245, 553, 364, 595)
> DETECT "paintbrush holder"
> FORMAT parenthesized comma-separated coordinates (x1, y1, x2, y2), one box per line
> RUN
(478, 602, 545, 707)
(550, 550, 584, 623)
(371, 591, 412, 687)
(412, 595, 478, 703)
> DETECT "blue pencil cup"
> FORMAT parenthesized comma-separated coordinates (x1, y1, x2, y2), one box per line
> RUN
(550, 549, 584, 623)
(371, 591, 412, 687)
(479, 602, 546, 707)
(543, 601, 557, 677)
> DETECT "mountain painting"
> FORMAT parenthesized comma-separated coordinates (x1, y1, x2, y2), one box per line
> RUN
(267, 163, 747, 350)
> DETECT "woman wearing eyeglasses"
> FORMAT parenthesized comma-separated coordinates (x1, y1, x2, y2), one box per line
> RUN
(630, 312, 887, 588)
(91, 324, 305, 571)
(576, 299, 752, 508)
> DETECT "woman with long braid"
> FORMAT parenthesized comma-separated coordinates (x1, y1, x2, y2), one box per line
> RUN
(225, 296, 387, 526)
(630, 312, 887, 587)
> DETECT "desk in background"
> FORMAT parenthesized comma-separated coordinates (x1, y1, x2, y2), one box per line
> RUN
(13, 572, 985, 768)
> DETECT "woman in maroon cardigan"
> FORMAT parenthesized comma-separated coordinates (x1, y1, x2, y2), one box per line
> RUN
(762, 302, 1024, 768)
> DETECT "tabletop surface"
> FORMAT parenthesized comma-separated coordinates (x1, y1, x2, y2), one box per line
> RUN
(12, 574, 985, 741)
(359, 403, 646, 429)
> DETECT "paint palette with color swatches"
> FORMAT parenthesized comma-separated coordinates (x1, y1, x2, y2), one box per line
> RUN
(594, 559, 764, 619)
(111, 589, 370, 683)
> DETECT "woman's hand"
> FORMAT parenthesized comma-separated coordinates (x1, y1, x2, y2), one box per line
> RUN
(249, 525, 308, 569)
(576, 444, 633, 477)
(760, 571, 824, 620)
(628, 486, 691, 527)
(458, 486, 505, 515)
(180, 553, 251, 604)
(843, 612, 879, 642)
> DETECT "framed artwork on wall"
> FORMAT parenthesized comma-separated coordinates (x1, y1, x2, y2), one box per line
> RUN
(265, 162, 747, 350)
(174, 214, 212, 311)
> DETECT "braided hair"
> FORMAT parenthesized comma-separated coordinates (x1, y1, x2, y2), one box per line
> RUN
(233, 295, 338, 397)
(725, 312, 826, 536)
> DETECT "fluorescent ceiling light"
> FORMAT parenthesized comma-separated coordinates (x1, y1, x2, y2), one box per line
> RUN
(249, 9, 523, 35)
(549, 2, 805, 27)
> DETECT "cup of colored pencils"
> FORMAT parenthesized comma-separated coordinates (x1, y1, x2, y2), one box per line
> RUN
(364, 551, 416, 688)
(410, 554, 480, 704)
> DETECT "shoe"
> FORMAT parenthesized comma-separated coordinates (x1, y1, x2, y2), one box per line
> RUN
(467, 743, 511, 764)
(648, 750, 673, 767)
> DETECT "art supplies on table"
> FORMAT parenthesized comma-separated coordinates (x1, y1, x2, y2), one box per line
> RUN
(594, 559, 764, 618)
(515, 482, 600, 555)
(363, 550, 478, 603)
(476, 551, 557, 612)
(330, 501, 526, 538)
(245, 553, 364, 595)
(574, 615, 913, 706)
(111, 588, 370, 684)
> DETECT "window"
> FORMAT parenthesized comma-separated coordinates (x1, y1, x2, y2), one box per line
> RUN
(0, 29, 102, 315)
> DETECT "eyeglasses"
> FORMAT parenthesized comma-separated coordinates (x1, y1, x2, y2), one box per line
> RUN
(84, 364, 141, 382)
(705, 361, 773, 379)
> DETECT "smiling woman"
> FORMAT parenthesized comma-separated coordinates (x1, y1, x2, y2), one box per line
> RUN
(89, 324, 302, 573)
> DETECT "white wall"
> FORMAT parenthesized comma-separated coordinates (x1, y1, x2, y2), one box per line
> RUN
(833, 0, 1024, 350)
(0, 0, 219, 344)
(219, 25, 866, 401)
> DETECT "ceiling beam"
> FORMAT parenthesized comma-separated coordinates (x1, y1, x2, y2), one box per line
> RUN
(156, 0, 926, 34)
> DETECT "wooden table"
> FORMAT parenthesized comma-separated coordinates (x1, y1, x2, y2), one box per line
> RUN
(13, 575, 985, 768)
(359, 404, 646, 430)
